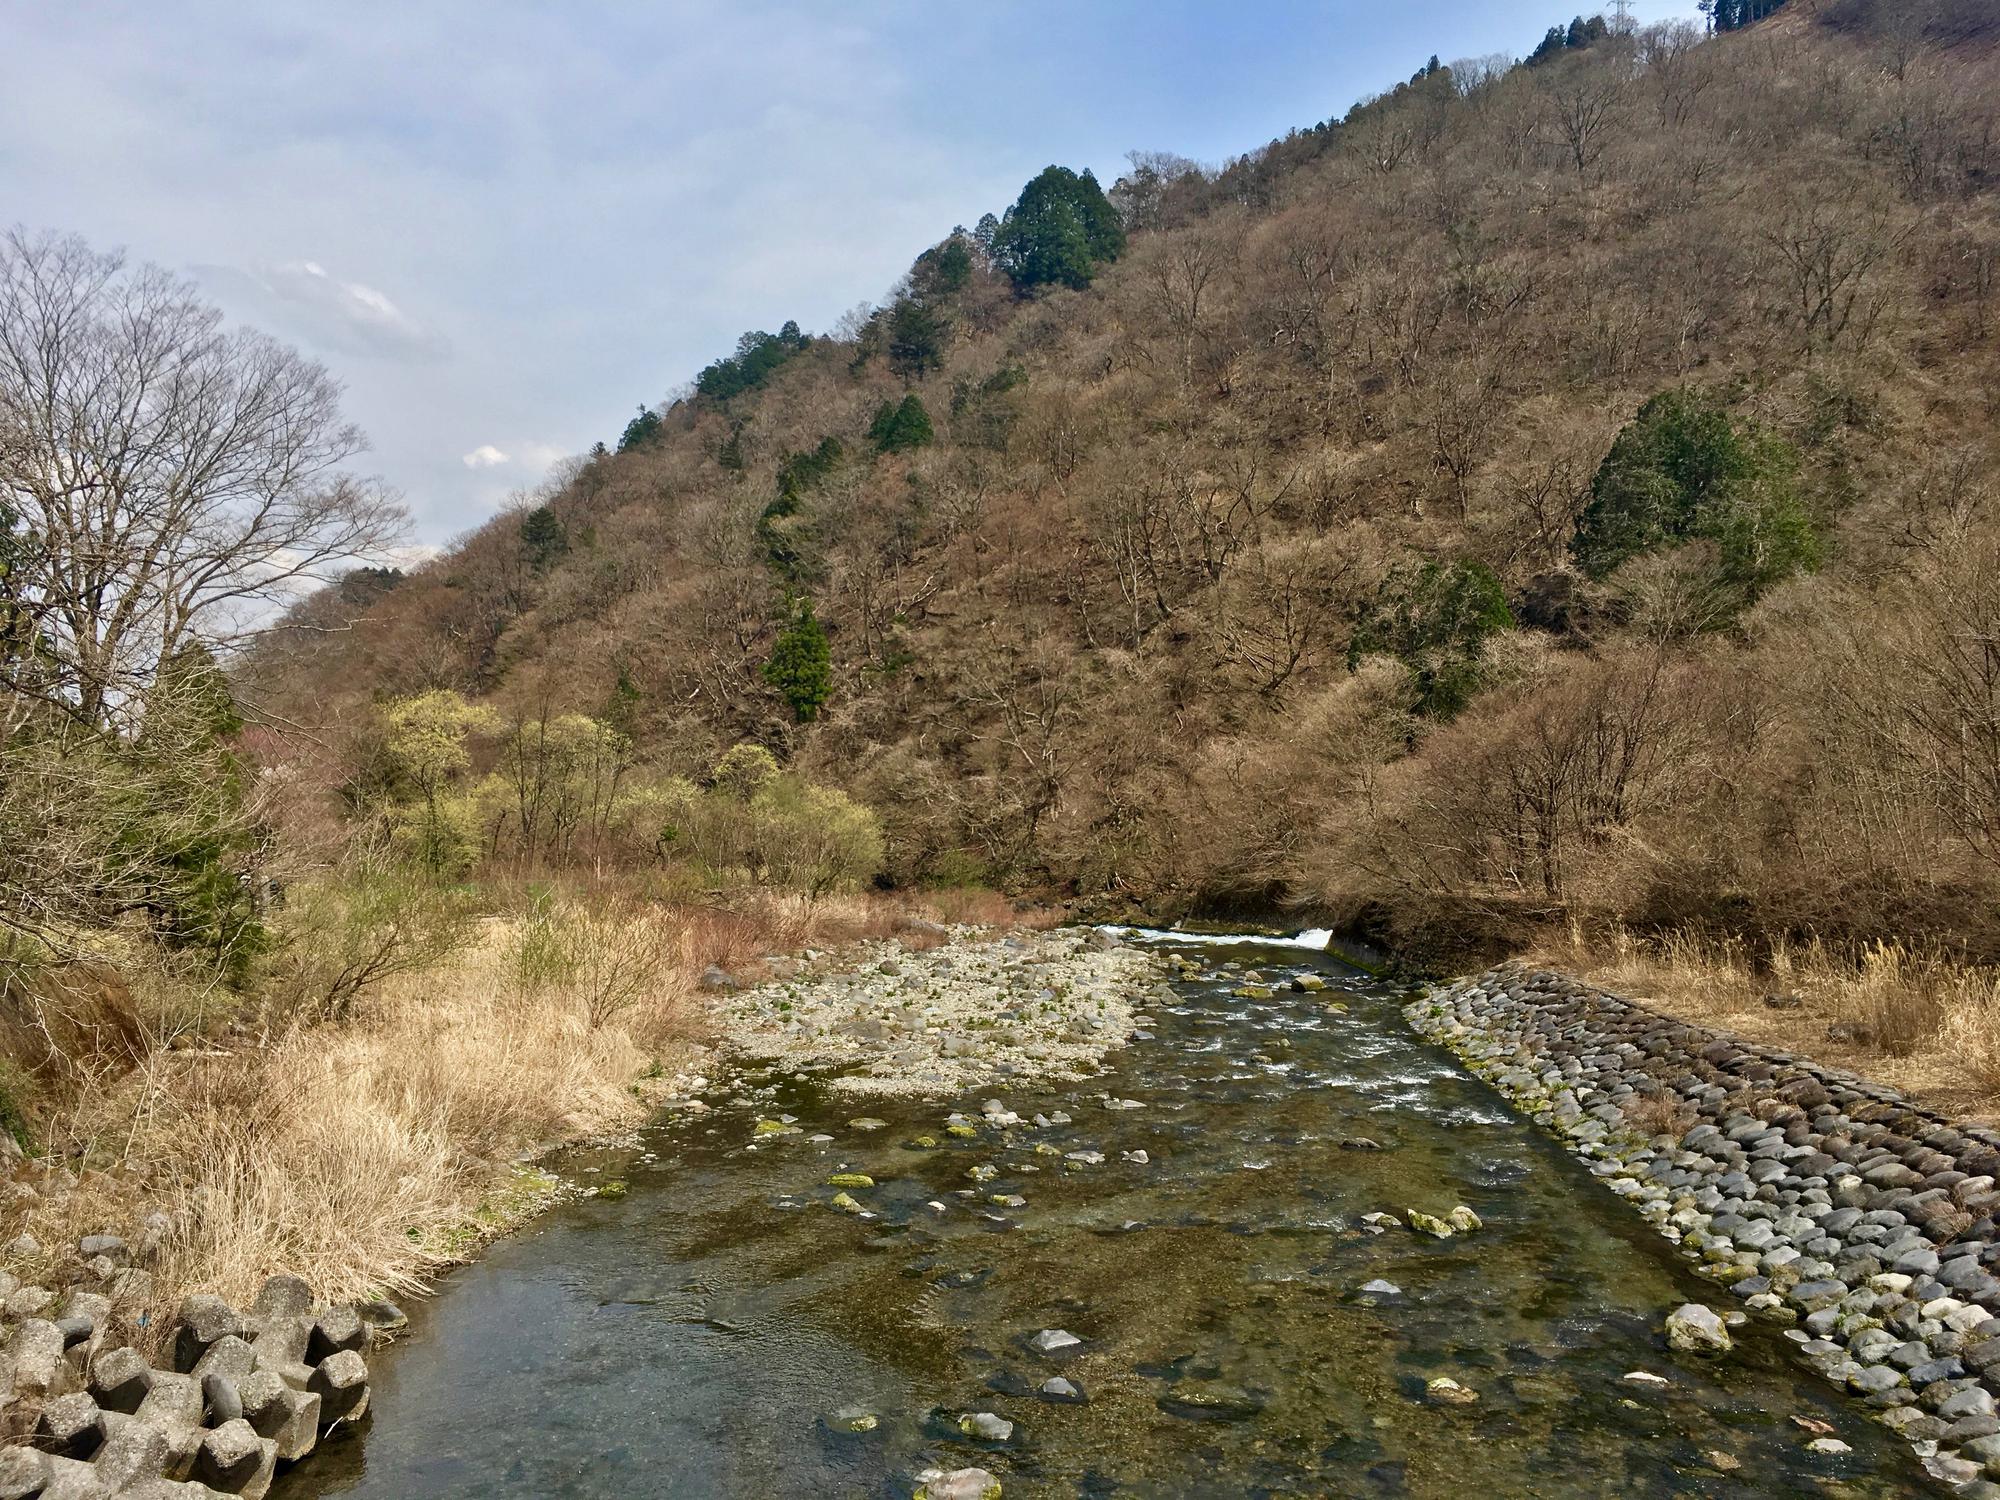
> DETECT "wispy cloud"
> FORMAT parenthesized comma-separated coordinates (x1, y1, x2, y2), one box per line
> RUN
(461, 444, 510, 469)
(195, 259, 450, 362)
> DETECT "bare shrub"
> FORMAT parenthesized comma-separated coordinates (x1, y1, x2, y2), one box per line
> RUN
(267, 874, 477, 1026)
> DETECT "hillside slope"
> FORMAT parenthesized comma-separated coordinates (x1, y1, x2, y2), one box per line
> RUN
(250, 4, 2000, 963)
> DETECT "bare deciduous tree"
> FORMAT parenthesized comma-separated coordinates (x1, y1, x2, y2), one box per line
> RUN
(1761, 181, 1915, 352)
(1142, 228, 1225, 394)
(1542, 66, 1629, 178)
(0, 229, 406, 731)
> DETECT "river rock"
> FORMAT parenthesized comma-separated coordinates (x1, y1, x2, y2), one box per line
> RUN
(1425, 1377, 1478, 1405)
(1029, 1329, 1081, 1354)
(916, 1469, 1002, 1500)
(959, 1411, 1013, 1441)
(1665, 1304, 1732, 1354)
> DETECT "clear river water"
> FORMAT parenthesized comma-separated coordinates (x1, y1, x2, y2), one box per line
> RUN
(279, 930, 1938, 1498)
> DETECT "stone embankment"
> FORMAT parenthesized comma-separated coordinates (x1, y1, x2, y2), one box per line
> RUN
(1408, 965, 2000, 1495)
(717, 926, 1165, 1096)
(0, 1248, 386, 1498)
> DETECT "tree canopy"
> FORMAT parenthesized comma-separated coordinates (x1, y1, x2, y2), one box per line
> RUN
(1573, 389, 1819, 603)
(763, 600, 833, 722)
(991, 166, 1126, 291)
(1350, 560, 1515, 719)
(869, 395, 935, 454)
(694, 321, 812, 402)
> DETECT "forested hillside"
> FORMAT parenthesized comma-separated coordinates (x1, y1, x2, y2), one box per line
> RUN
(251, 0, 2000, 964)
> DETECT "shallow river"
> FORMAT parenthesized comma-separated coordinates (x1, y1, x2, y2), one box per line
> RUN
(281, 931, 1938, 1498)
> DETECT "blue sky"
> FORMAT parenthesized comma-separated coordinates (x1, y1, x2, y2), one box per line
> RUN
(1, 0, 1698, 547)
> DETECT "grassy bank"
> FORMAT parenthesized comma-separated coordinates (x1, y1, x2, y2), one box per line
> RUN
(1532, 923, 2000, 1121)
(0, 883, 1018, 1348)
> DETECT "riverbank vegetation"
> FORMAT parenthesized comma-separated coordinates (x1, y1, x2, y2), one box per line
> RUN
(5, 888, 992, 1330)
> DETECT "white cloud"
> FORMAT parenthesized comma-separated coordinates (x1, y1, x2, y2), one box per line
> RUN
(194, 258, 451, 363)
(461, 444, 510, 468)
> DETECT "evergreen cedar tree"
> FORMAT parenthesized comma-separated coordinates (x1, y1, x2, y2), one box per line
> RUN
(1572, 389, 1820, 605)
(758, 437, 845, 576)
(992, 166, 1126, 291)
(1702, 0, 1787, 29)
(869, 395, 935, 454)
(1348, 560, 1515, 721)
(137, 642, 265, 980)
(692, 321, 812, 404)
(519, 506, 569, 570)
(762, 600, 833, 723)
(1527, 14, 1610, 65)
(887, 297, 951, 378)
(911, 236, 974, 296)
(617, 405, 663, 452)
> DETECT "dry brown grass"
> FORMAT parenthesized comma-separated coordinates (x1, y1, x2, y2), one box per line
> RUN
(1, 884, 1015, 1340)
(1535, 921, 2000, 1120)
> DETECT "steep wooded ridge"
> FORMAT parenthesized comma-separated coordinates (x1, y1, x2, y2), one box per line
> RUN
(252, 2, 2000, 963)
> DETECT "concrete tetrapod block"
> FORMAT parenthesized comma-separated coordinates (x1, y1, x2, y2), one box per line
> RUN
(88, 1412, 176, 1489)
(248, 1314, 312, 1371)
(129, 1372, 206, 1479)
(192, 1335, 257, 1389)
(195, 1418, 277, 1499)
(35, 1390, 105, 1458)
(307, 1349, 369, 1425)
(248, 1276, 312, 1325)
(88, 1343, 154, 1413)
(174, 1296, 246, 1375)
(121, 1483, 230, 1500)
(306, 1306, 366, 1362)
(57, 1290, 112, 1338)
(266, 1387, 321, 1460)
(238, 1371, 320, 1461)
(37, 1455, 112, 1500)
(9, 1318, 73, 1402)
(0, 1445, 50, 1500)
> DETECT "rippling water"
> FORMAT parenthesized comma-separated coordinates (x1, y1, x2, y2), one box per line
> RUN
(279, 932, 1937, 1498)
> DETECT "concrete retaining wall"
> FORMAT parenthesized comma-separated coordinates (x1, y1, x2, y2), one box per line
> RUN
(1408, 964, 2000, 1496)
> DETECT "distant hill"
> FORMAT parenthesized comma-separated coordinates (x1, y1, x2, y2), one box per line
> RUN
(249, 3, 2000, 963)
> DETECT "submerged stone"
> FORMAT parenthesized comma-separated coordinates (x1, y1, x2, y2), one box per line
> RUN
(915, 1469, 1001, 1500)
(959, 1411, 1013, 1441)
(1425, 1377, 1479, 1405)
(1665, 1304, 1733, 1354)
(1158, 1383, 1265, 1421)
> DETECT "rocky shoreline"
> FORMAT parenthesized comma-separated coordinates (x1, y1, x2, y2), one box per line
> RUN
(714, 925, 1167, 1096)
(1409, 964, 2000, 1496)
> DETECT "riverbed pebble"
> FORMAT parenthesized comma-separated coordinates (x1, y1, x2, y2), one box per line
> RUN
(718, 928, 1162, 1096)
